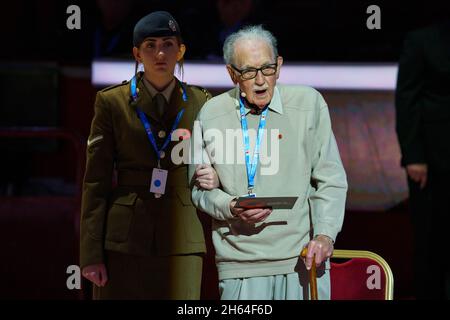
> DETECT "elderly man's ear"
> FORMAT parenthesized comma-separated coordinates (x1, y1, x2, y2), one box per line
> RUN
(276, 56, 284, 79)
(226, 65, 239, 85)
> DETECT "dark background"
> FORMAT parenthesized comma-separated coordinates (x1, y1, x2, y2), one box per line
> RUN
(0, 0, 448, 300)
(1, 0, 448, 64)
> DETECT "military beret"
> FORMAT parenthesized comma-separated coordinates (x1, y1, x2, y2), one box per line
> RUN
(133, 11, 181, 47)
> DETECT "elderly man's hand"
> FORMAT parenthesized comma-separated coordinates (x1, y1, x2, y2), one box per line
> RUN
(303, 235, 334, 270)
(195, 164, 219, 190)
(229, 199, 272, 224)
(406, 163, 427, 189)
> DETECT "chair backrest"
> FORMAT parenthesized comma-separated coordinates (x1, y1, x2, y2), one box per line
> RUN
(330, 249, 394, 300)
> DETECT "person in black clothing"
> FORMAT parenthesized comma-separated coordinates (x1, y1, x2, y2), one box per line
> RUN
(395, 20, 450, 299)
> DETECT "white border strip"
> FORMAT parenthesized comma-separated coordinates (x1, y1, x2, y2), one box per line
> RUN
(92, 60, 398, 90)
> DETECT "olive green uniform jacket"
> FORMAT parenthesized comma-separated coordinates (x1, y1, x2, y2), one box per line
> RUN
(80, 72, 211, 269)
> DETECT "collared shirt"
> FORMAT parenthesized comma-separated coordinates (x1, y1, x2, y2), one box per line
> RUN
(143, 77, 176, 103)
(234, 87, 284, 118)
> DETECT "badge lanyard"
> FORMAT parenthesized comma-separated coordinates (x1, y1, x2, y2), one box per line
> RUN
(131, 76, 187, 168)
(239, 96, 268, 195)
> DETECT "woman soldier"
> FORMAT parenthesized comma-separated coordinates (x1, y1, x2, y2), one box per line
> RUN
(80, 11, 218, 299)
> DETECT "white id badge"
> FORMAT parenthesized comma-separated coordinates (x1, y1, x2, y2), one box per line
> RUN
(150, 168, 168, 195)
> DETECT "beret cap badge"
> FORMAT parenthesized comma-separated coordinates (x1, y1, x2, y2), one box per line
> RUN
(168, 20, 177, 32)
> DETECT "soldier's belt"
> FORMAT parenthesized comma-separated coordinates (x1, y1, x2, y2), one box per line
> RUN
(117, 168, 189, 189)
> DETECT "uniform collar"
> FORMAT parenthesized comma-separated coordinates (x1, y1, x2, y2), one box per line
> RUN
(234, 85, 283, 119)
(133, 73, 187, 125)
(165, 78, 188, 122)
(132, 73, 160, 123)
(143, 77, 176, 103)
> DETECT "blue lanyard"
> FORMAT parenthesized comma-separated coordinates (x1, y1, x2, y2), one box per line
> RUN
(130, 76, 187, 166)
(136, 107, 184, 163)
(239, 96, 269, 193)
(131, 76, 139, 101)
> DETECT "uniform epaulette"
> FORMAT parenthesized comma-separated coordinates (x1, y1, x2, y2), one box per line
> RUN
(190, 85, 212, 101)
(100, 80, 129, 92)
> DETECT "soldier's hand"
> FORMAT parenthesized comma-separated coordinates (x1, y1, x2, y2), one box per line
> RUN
(406, 163, 427, 189)
(195, 164, 219, 190)
(82, 263, 108, 287)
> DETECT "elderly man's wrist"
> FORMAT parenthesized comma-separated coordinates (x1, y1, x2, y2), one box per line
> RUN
(229, 198, 239, 218)
(314, 234, 334, 246)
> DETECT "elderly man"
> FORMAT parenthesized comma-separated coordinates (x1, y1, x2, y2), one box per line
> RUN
(190, 25, 347, 300)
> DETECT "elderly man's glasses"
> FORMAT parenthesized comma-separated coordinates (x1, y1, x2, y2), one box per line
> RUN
(230, 62, 278, 80)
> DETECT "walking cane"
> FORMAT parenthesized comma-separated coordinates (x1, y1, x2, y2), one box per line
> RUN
(301, 247, 318, 300)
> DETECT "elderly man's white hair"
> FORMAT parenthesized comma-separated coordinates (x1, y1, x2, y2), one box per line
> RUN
(223, 25, 279, 65)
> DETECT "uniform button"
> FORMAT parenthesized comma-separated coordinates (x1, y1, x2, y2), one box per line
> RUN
(159, 151, 165, 159)
(158, 130, 166, 138)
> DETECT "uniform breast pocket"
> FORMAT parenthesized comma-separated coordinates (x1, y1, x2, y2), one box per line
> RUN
(105, 192, 138, 243)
